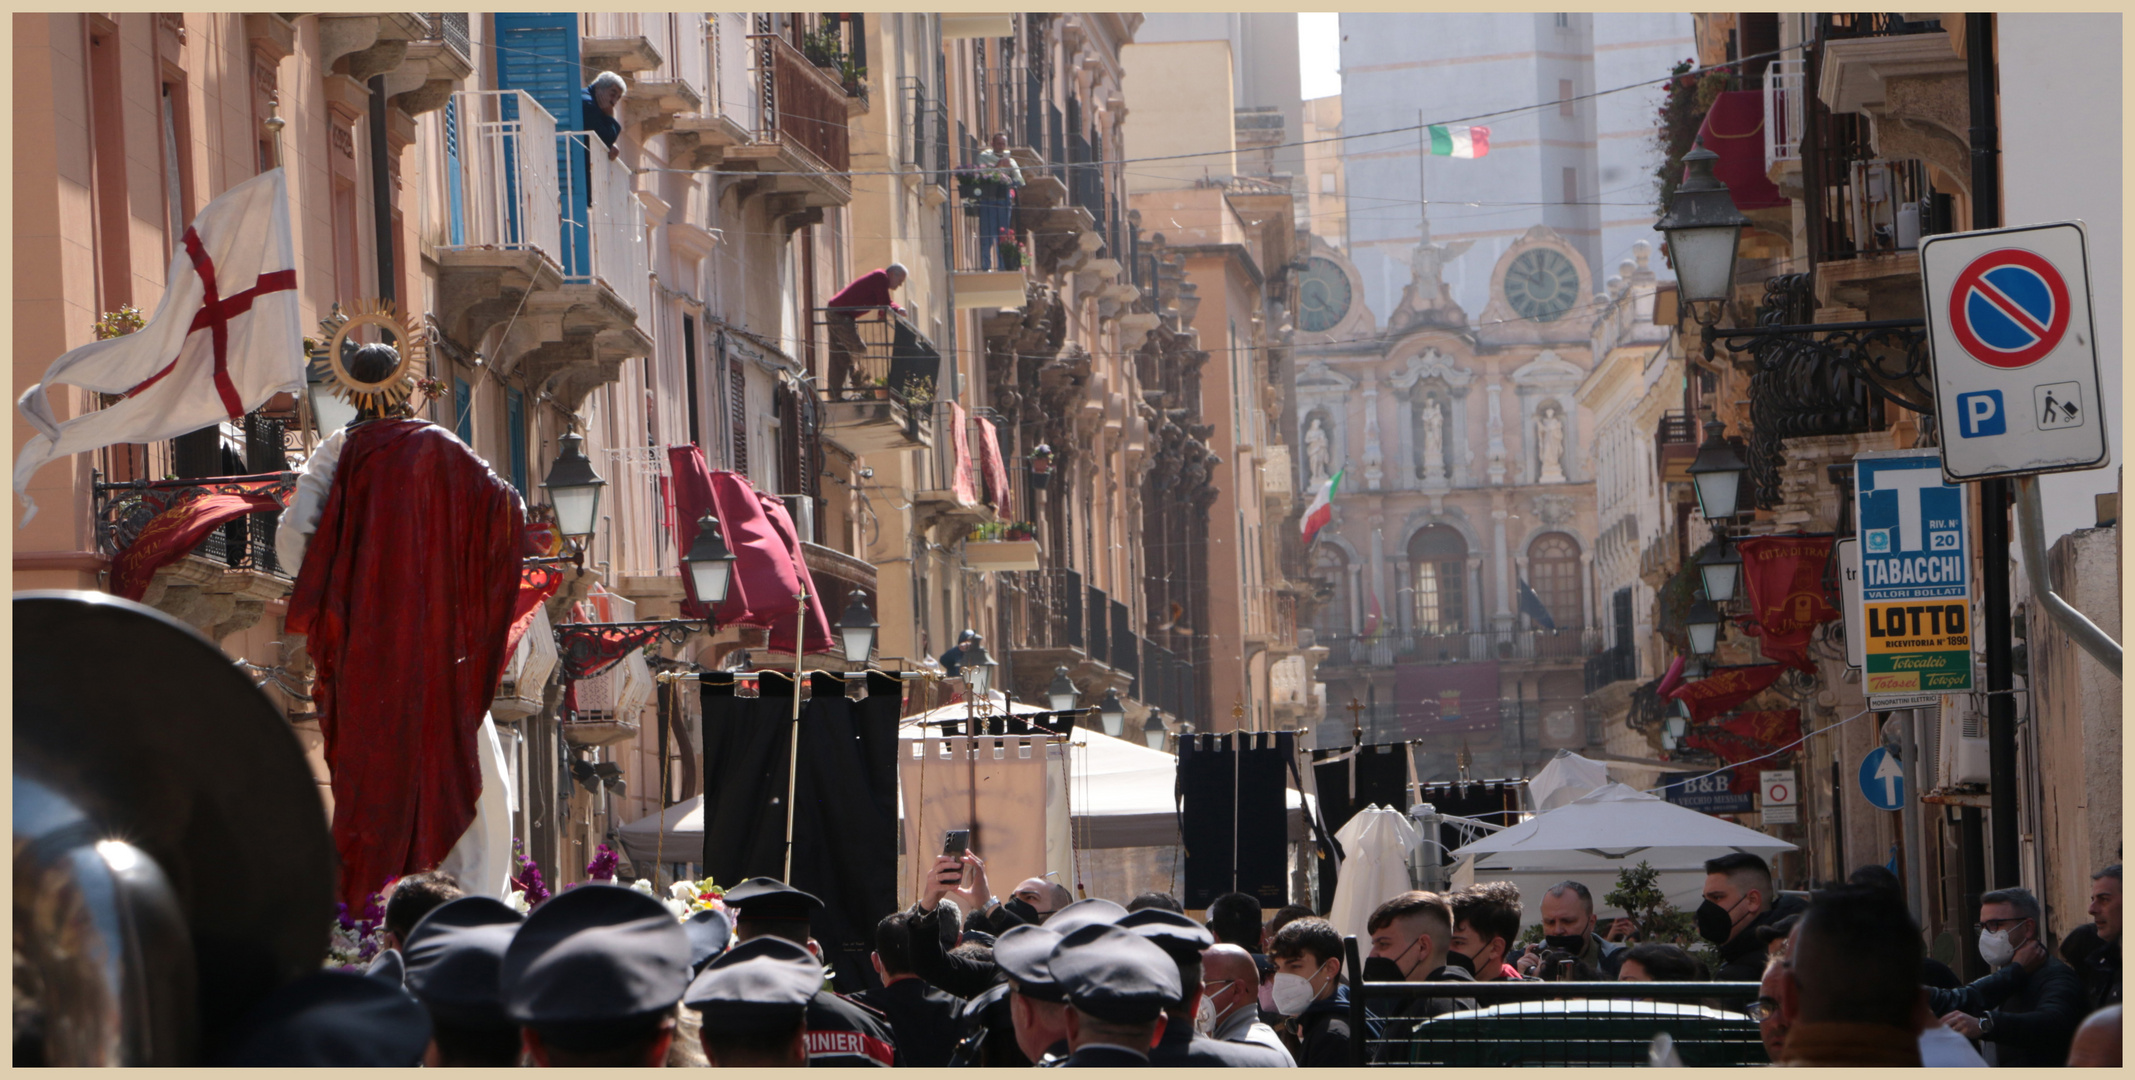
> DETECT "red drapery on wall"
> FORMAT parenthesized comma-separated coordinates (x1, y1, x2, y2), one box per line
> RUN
(1738, 535, 1840, 672)
(950, 402, 978, 505)
(285, 420, 523, 907)
(665, 445, 833, 653)
(1668, 663, 1787, 724)
(1695, 90, 1787, 210)
(109, 482, 288, 600)
(976, 416, 1011, 508)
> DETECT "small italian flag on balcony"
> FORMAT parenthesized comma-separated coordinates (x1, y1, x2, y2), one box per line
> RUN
(1301, 468, 1342, 546)
(1426, 124, 1491, 159)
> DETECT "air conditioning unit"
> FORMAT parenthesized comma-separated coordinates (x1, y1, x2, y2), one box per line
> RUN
(1936, 693, 1990, 786)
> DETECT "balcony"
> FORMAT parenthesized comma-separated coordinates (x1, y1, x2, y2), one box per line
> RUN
(380, 13, 473, 116)
(723, 33, 852, 210)
(1313, 627, 1605, 672)
(436, 91, 652, 412)
(811, 309, 936, 455)
(1000, 568, 1126, 700)
(1762, 57, 1804, 176)
(1583, 643, 1640, 694)
(1655, 410, 1698, 484)
(911, 401, 996, 530)
(93, 472, 298, 642)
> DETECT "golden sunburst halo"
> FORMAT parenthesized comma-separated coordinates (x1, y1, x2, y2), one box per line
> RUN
(307, 299, 429, 417)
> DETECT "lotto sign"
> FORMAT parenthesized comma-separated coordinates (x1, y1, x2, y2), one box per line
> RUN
(1920, 222, 2108, 480)
(1853, 450, 1973, 699)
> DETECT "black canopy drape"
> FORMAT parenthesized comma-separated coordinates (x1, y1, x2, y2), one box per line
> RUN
(1178, 731, 1293, 910)
(700, 670, 902, 993)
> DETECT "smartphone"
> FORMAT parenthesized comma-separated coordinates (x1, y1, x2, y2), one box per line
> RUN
(942, 829, 971, 857)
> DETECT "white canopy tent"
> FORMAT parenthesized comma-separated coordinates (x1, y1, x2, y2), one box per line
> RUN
(1449, 782, 1795, 926)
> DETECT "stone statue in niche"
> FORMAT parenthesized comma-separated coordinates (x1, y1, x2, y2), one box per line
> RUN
(1536, 404, 1567, 484)
(1418, 398, 1446, 483)
(1304, 415, 1332, 484)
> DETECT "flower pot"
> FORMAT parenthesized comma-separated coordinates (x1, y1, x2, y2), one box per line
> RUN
(999, 246, 1022, 271)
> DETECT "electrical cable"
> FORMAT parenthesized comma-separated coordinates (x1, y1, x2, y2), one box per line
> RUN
(1637, 705, 1876, 796)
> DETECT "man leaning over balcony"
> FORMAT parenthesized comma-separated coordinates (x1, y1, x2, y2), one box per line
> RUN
(583, 71, 625, 161)
(825, 263, 907, 399)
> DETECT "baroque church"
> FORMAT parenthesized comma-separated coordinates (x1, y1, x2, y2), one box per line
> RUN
(1294, 223, 1603, 782)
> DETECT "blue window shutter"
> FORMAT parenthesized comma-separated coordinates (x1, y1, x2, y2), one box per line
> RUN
(492, 14, 587, 274)
(443, 96, 465, 246)
(454, 377, 474, 444)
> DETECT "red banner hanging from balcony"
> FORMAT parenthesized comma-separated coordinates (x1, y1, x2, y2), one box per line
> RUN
(975, 416, 1011, 507)
(949, 402, 979, 506)
(1737, 535, 1840, 672)
(1667, 662, 1786, 724)
(1683, 708, 1801, 793)
(1694, 90, 1787, 211)
(108, 479, 291, 600)
(1393, 661, 1501, 736)
(665, 445, 833, 654)
(503, 564, 564, 664)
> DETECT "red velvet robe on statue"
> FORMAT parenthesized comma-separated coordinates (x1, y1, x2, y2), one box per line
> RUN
(286, 419, 523, 907)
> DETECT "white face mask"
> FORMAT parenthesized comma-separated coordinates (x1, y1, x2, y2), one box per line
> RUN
(1979, 927, 2017, 967)
(1271, 963, 1326, 1017)
(1194, 994, 1217, 1036)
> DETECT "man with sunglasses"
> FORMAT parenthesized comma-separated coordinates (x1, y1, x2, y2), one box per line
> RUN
(1927, 887, 2085, 1067)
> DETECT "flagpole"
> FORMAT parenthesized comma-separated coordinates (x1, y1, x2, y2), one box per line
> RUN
(781, 587, 808, 882)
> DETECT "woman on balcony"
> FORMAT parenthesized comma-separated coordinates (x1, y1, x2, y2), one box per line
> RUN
(582, 71, 626, 161)
(973, 133, 1023, 270)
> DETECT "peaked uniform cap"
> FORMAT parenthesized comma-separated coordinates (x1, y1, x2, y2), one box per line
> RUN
(402, 896, 525, 1030)
(500, 884, 690, 1027)
(1046, 924, 1182, 1024)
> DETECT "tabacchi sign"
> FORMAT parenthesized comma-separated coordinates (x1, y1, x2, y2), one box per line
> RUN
(1853, 449, 1974, 703)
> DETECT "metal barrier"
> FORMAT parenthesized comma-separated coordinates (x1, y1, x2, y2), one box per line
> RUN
(1342, 938, 1766, 1067)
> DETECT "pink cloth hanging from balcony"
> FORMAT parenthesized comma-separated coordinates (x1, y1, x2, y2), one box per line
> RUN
(666, 445, 833, 654)
(949, 402, 979, 506)
(976, 416, 1012, 508)
(1694, 91, 1786, 211)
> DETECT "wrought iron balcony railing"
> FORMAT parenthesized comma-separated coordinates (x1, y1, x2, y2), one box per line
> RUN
(813, 308, 941, 407)
(750, 32, 850, 174)
(93, 472, 300, 579)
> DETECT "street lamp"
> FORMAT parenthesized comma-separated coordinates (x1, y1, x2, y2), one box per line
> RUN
(1686, 596, 1723, 656)
(1047, 666, 1079, 713)
(1686, 419, 1749, 522)
(1656, 142, 1751, 316)
(1142, 710, 1168, 751)
(1097, 690, 1126, 738)
(305, 362, 360, 434)
(543, 432, 608, 539)
(1695, 538, 1744, 604)
(962, 643, 995, 697)
(682, 512, 737, 605)
(1665, 714, 1689, 741)
(837, 590, 878, 665)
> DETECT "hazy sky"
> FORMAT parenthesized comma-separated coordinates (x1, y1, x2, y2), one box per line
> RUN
(1299, 13, 1340, 99)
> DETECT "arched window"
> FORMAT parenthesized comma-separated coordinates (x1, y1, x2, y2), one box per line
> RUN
(1527, 532, 1582, 628)
(1408, 526, 1467, 633)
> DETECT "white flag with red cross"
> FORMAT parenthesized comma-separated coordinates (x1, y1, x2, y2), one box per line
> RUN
(15, 168, 303, 524)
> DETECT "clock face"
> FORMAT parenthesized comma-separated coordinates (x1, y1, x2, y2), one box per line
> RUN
(1297, 256, 1354, 333)
(1504, 247, 1579, 323)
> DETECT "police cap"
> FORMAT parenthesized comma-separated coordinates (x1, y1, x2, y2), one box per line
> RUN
(214, 969, 433, 1066)
(500, 883, 691, 1029)
(720, 877, 826, 924)
(1115, 908, 1215, 965)
(1046, 924, 1181, 1025)
(681, 936, 823, 1035)
(992, 924, 1068, 1002)
(684, 907, 735, 972)
(402, 895, 524, 1030)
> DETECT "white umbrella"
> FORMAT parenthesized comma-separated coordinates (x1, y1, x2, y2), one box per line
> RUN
(1526, 749, 1611, 812)
(1451, 782, 1794, 924)
(615, 794, 703, 871)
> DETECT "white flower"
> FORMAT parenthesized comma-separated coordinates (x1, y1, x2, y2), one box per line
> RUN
(662, 897, 690, 919)
(505, 889, 530, 914)
(630, 878, 657, 896)
(670, 880, 699, 902)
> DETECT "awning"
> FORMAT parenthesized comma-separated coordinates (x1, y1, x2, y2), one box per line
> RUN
(1695, 90, 1786, 210)
(666, 445, 833, 653)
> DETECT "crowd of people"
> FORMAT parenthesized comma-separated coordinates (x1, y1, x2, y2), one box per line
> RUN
(211, 848, 2120, 1067)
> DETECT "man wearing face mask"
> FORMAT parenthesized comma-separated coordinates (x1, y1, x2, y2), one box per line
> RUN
(1515, 881, 1627, 980)
(1927, 887, 2086, 1067)
(1266, 917, 1358, 1066)
(1699, 854, 1805, 983)
(1115, 909, 1293, 1067)
(1449, 883, 1527, 982)
(1363, 891, 1476, 1009)
(1198, 944, 1293, 1062)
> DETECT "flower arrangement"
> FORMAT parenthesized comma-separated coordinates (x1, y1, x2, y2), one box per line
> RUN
(1028, 444, 1055, 475)
(325, 889, 389, 969)
(414, 375, 447, 406)
(510, 838, 551, 910)
(996, 228, 1027, 271)
(585, 842, 621, 883)
(1652, 57, 1735, 220)
(1004, 520, 1037, 542)
(94, 305, 146, 341)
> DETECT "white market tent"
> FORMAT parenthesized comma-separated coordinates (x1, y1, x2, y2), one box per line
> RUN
(1449, 782, 1795, 927)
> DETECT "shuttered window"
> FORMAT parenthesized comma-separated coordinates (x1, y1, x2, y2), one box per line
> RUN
(492, 13, 587, 274)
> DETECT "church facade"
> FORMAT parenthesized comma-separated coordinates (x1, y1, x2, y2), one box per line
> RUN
(1294, 224, 1604, 781)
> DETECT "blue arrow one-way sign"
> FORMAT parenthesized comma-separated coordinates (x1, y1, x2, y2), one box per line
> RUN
(1858, 746, 1905, 810)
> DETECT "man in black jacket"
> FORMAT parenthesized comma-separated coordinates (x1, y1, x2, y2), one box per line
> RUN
(1929, 887, 2086, 1067)
(2083, 865, 2122, 1010)
(1700, 853, 1806, 982)
(856, 912, 963, 1068)
(1268, 917, 1360, 1067)
(1115, 908, 1294, 1067)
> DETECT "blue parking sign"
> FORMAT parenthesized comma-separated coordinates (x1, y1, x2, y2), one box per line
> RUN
(1955, 390, 2006, 438)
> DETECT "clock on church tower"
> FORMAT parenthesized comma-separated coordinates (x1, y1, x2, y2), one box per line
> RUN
(1503, 247, 1579, 323)
(1297, 256, 1354, 333)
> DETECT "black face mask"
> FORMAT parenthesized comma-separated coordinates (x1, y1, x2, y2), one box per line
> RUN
(996, 898, 1042, 930)
(1696, 897, 1743, 944)
(1442, 951, 1476, 975)
(1543, 933, 1588, 954)
(1360, 956, 1406, 983)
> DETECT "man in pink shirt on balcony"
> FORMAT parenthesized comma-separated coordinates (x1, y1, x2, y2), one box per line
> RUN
(825, 263, 906, 399)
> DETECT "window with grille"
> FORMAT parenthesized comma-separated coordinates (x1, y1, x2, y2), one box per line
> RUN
(1408, 526, 1467, 633)
(1528, 532, 1582, 629)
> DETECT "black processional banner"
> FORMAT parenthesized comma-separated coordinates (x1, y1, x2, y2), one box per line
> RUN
(700, 670, 902, 994)
(1178, 731, 1293, 910)
(1309, 743, 1414, 913)
(1413, 779, 1521, 870)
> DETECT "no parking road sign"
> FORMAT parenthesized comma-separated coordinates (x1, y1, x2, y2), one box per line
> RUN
(1921, 222, 2108, 480)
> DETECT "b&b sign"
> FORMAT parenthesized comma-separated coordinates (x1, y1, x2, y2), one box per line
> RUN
(1663, 772, 1754, 816)
(1853, 450, 1974, 701)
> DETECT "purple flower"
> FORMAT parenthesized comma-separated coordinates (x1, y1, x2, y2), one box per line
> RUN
(586, 843, 620, 883)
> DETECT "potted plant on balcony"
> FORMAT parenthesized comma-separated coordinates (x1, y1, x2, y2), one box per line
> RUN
(997, 229, 1026, 271)
(838, 58, 867, 99)
(1028, 443, 1055, 489)
(1004, 521, 1037, 542)
(964, 521, 1042, 571)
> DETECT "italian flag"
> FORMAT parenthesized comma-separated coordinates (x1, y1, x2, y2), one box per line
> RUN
(1301, 468, 1342, 546)
(1427, 124, 1491, 159)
